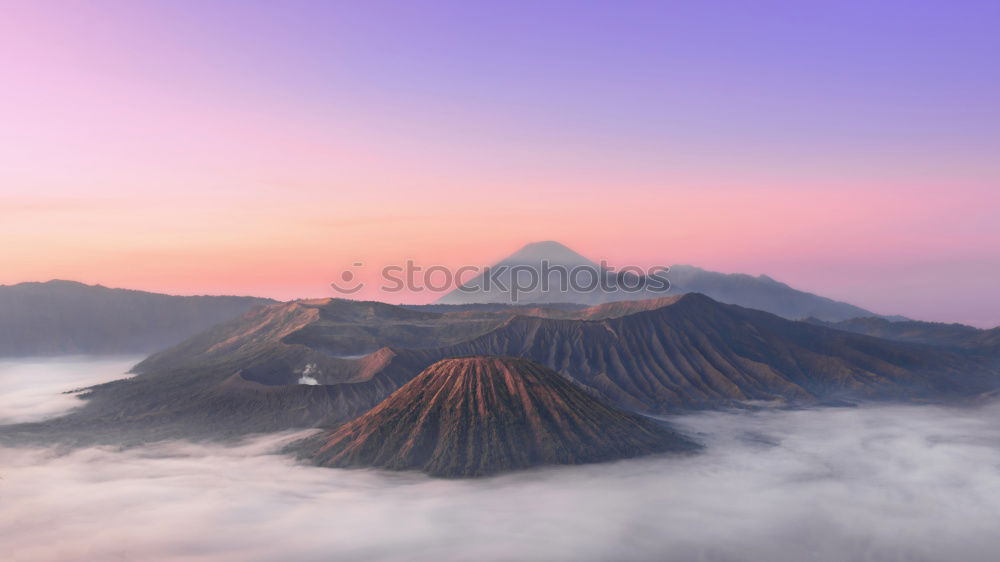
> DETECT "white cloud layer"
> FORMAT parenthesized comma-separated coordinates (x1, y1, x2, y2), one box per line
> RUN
(0, 356, 139, 424)
(3, 359, 1000, 561)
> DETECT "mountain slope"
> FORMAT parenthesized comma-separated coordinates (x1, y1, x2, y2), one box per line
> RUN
(435, 241, 666, 306)
(435, 241, 887, 321)
(0, 280, 274, 356)
(667, 265, 883, 321)
(1, 298, 501, 443)
(132, 298, 510, 375)
(9, 294, 997, 446)
(297, 356, 696, 477)
(412, 294, 1000, 411)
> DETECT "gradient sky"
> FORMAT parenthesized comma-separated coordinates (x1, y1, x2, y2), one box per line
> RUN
(1, 0, 999, 325)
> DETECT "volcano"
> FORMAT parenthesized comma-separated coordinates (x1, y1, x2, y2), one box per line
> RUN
(434, 241, 885, 321)
(435, 240, 621, 306)
(297, 356, 695, 477)
(16, 293, 997, 447)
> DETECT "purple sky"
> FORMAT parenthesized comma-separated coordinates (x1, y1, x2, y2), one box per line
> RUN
(1, 1, 999, 325)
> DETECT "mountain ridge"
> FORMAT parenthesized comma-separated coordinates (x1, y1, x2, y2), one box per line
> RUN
(0, 280, 274, 357)
(406, 293, 999, 412)
(10, 293, 998, 448)
(807, 316, 1000, 353)
(435, 241, 891, 321)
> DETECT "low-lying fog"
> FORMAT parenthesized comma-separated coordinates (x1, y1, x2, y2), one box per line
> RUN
(0, 356, 139, 424)
(3, 359, 1000, 561)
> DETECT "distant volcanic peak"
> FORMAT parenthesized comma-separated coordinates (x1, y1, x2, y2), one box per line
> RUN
(437, 241, 619, 306)
(521, 240, 570, 250)
(502, 240, 598, 267)
(301, 356, 694, 477)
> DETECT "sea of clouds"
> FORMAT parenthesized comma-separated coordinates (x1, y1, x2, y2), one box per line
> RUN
(3, 358, 1000, 561)
(0, 356, 140, 425)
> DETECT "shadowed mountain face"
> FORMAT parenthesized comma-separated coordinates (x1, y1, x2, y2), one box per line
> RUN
(9, 293, 998, 447)
(296, 356, 696, 477)
(0, 280, 274, 357)
(434, 241, 885, 322)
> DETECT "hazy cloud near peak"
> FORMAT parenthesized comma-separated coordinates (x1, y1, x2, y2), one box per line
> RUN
(4, 380, 1000, 561)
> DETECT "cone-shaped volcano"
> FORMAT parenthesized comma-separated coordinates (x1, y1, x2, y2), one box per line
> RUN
(297, 356, 696, 477)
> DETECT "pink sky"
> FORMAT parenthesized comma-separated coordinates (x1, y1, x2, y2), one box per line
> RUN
(1, 2, 998, 326)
